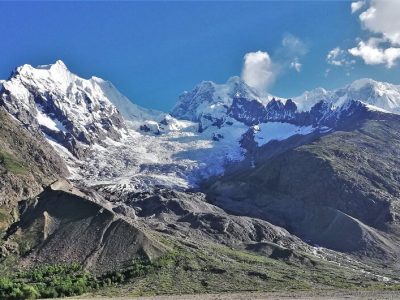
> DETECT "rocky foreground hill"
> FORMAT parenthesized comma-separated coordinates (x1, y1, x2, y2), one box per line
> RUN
(0, 61, 399, 298)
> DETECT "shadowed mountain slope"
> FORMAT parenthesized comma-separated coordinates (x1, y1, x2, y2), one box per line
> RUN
(206, 112, 400, 267)
(5, 180, 166, 275)
(0, 108, 68, 234)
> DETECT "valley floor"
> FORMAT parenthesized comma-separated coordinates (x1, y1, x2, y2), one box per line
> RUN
(69, 290, 400, 300)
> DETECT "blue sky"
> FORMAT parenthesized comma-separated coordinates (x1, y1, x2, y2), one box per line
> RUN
(0, 1, 399, 111)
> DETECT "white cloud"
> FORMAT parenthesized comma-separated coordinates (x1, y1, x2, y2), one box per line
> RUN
(241, 34, 308, 91)
(349, 38, 400, 68)
(281, 34, 308, 57)
(327, 47, 356, 66)
(277, 34, 308, 73)
(351, 1, 365, 13)
(347, 0, 400, 68)
(358, 0, 400, 45)
(290, 58, 302, 72)
(241, 51, 276, 92)
(327, 47, 344, 66)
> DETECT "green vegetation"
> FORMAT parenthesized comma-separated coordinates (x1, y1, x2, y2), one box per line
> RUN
(0, 151, 26, 174)
(0, 264, 95, 299)
(1, 240, 399, 299)
(0, 210, 7, 224)
(0, 257, 164, 299)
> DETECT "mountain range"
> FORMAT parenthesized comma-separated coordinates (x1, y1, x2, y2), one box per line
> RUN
(1, 61, 400, 298)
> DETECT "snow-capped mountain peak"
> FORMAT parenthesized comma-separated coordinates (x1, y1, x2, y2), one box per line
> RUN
(0, 61, 131, 157)
(292, 87, 330, 112)
(15, 60, 75, 90)
(171, 76, 275, 122)
(37, 59, 68, 70)
(294, 78, 400, 115)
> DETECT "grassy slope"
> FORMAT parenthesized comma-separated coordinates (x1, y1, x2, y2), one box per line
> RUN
(91, 237, 400, 298)
(0, 151, 27, 175)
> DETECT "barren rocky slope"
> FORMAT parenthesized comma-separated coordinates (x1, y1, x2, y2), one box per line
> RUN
(6, 180, 166, 275)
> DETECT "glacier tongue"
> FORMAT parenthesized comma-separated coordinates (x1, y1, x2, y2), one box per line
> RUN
(73, 116, 250, 192)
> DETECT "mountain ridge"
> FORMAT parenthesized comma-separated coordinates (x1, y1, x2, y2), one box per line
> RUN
(1, 61, 400, 194)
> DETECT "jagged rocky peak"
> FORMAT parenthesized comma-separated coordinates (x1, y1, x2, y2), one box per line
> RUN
(228, 95, 267, 126)
(172, 75, 400, 132)
(0, 60, 130, 157)
(264, 98, 297, 121)
(171, 76, 273, 122)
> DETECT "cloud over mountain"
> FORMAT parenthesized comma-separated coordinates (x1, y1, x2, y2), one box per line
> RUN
(241, 51, 276, 92)
(348, 0, 400, 68)
(241, 34, 308, 91)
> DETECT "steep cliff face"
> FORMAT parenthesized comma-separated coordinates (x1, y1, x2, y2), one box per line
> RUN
(0, 108, 68, 234)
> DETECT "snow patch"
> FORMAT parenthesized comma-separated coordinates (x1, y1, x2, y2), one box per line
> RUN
(364, 103, 391, 113)
(36, 106, 66, 132)
(254, 122, 315, 146)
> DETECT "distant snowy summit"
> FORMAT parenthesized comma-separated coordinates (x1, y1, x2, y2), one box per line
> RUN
(294, 78, 400, 114)
(173, 75, 400, 131)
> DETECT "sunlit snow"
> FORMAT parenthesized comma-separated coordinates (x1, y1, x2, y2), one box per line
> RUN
(73, 116, 248, 192)
(36, 106, 66, 132)
(254, 122, 315, 146)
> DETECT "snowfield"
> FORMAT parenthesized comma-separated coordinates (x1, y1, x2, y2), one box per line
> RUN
(254, 122, 315, 146)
